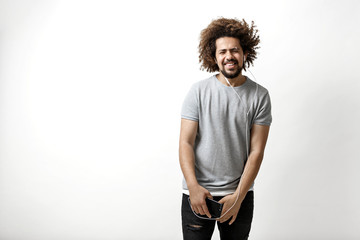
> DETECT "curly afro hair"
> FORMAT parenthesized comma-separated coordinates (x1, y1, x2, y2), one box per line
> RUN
(199, 17, 260, 72)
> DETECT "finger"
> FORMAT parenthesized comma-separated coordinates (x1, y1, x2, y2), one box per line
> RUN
(190, 204, 196, 213)
(220, 217, 229, 223)
(198, 205, 206, 216)
(202, 205, 212, 218)
(220, 206, 228, 217)
(229, 214, 237, 225)
(218, 211, 227, 222)
(193, 206, 200, 215)
(206, 192, 213, 200)
(218, 196, 227, 204)
(219, 213, 228, 223)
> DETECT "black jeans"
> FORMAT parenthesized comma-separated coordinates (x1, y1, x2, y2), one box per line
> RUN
(181, 191, 254, 240)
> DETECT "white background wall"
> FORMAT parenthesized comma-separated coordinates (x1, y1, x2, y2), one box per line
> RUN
(1, 0, 359, 239)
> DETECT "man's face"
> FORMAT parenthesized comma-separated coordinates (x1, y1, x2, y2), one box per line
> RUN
(215, 37, 245, 79)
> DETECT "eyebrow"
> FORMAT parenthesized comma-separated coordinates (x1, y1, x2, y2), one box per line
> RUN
(217, 47, 240, 52)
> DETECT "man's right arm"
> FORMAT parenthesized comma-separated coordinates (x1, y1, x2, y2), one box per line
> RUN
(179, 118, 212, 218)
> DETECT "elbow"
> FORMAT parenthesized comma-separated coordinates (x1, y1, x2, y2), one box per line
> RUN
(179, 140, 194, 151)
(179, 141, 194, 160)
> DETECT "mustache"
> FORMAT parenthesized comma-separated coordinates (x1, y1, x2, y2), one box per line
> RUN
(224, 59, 238, 64)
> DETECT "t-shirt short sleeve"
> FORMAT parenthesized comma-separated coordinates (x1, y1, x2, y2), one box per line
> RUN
(253, 91, 272, 126)
(181, 84, 199, 122)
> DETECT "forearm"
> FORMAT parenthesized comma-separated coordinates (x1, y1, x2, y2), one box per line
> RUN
(179, 142, 198, 188)
(234, 150, 264, 203)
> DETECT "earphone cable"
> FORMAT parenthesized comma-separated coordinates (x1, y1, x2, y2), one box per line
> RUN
(189, 72, 259, 220)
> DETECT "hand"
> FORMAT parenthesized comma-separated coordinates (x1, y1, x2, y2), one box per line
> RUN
(188, 184, 213, 218)
(217, 193, 241, 225)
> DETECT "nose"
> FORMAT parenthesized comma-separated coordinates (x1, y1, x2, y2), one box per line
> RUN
(225, 51, 234, 60)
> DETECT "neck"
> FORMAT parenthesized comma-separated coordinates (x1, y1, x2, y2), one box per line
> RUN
(217, 73, 246, 87)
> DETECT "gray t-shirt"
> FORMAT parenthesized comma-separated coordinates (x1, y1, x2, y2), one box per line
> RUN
(181, 75, 272, 195)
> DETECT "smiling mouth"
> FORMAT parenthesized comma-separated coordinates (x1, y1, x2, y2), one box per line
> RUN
(224, 62, 237, 68)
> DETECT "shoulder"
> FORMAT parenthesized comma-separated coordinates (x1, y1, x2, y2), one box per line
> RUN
(188, 75, 216, 93)
(245, 77, 270, 98)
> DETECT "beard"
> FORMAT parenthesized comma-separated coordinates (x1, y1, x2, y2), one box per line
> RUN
(220, 60, 243, 79)
(220, 66, 242, 79)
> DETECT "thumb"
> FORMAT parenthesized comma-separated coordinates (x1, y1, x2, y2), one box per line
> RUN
(218, 197, 226, 204)
(206, 191, 213, 199)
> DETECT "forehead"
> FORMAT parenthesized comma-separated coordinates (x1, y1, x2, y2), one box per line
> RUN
(215, 37, 242, 50)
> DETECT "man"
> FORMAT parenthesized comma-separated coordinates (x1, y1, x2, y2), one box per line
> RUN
(179, 17, 272, 240)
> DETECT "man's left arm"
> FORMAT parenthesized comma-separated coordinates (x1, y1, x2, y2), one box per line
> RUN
(218, 124, 270, 224)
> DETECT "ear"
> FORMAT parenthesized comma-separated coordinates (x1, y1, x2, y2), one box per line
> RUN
(244, 52, 248, 61)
